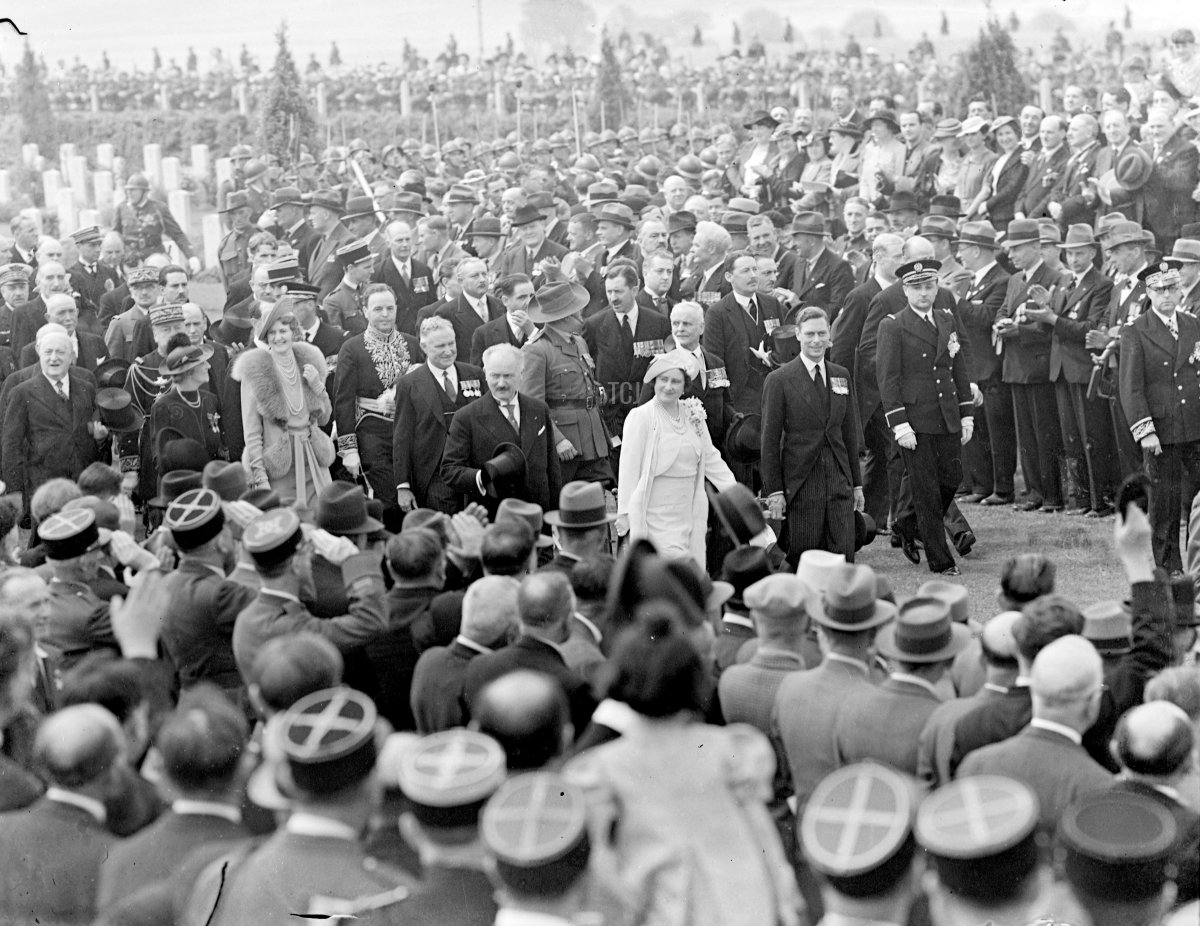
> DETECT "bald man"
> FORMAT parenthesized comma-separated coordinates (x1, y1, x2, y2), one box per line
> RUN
(958, 635, 1112, 833)
(1047, 113, 1102, 228)
(2, 327, 103, 506)
(471, 669, 572, 771)
(1111, 701, 1200, 904)
(0, 704, 125, 923)
(17, 293, 107, 372)
(917, 611, 1022, 786)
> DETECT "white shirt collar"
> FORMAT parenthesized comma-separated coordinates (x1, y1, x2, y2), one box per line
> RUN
(799, 353, 824, 379)
(260, 588, 303, 605)
(973, 260, 998, 285)
(1152, 308, 1179, 329)
(46, 786, 106, 824)
(722, 612, 755, 630)
(454, 634, 493, 656)
(429, 360, 456, 385)
(43, 371, 69, 394)
(983, 682, 1009, 694)
(464, 291, 487, 316)
(172, 799, 243, 823)
(1024, 258, 1045, 281)
(825, 651, 871, 674)
(391, 255, 411, 275)
(1030, 717, 1083, 745)
(495, 909, 575, 926)
(286, 811, 359, 841)
(733, 291, 757, 309)
(890, 672, 943, 698)
(615, 304, 639, 332)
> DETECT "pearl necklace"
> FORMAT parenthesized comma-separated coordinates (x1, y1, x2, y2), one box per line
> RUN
(274, 351, 306, 417)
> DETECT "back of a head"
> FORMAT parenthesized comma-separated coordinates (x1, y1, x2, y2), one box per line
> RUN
(980, 610, 1021, 669)
(481, 521, 536, 576)
(31, 477, 83, 525)
(1030, 635, 1101, 708)
(249, 632, 344, 714)
(518, 571, 574, 632)
(0, 609, 35, 703)
(1114, 701, 1195, 778)
(1144, 665, 1200, 722)
(1013, 595, 1083, 663)
(156, 683, 249, 795)
(386, 527, 444, 581)
(76, 462, 123, 499)
(473, 670, 569, 770)
(1000, 553, 1055, 605)
(461, 575, 521, 648)
(569, 554, 615, 609)
(59, 651, 145, 726)
(35, 703, 124, 789)
(605, 612, 706, 718)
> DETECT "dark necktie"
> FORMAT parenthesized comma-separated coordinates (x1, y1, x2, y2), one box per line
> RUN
(746, 297, 759, 328)
(620, 314, 633, 348)
(813, 364, 826, 394)
(443, 370, 457, 400)
(502, 402, 518, 431)
(54, 379, 67, 401)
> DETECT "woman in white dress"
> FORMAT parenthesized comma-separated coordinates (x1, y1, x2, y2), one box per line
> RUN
(617, 349, 738, 565)
(231, 296, 336, 509)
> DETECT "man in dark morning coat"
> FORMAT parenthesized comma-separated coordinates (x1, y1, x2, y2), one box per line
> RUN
(393, 315, 484, 514)
(441, 341, 562, 518)
(762, 305, 862, 564)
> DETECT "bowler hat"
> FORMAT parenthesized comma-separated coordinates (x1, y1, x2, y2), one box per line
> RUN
(96, 387, 144, 433)
(481, 443, 527, 498)
(545, 481, 616, 529)
(94, 358, 132, 390)
(220, 190, 252, 214)
(708, 484, 768, 546)
(527, 281, 589, 324)
(725, 413, 761, 464)
(509, 204, 546, 228)
(1114, 146, 1153, 191)
(874, 596, 969, 663)
(316, 481, 384, 536)
(817, 562, 895, 630)
(308, 190, 344, 214)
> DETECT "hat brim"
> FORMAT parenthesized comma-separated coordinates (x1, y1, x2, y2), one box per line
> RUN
(724, 415, 762, 464)
(959, 236, 999, 250)
(527, 287, 589, 324)
(219, 201, 252, 214)
(544, 510, 616, 528)
(812, 599, 897, 632)
(325, 515, 385, 536)
(99, 408, 145, 434)
(873, 620, 971, 663)
(158, 344, 215, 376)
(886, 201, 920, 214)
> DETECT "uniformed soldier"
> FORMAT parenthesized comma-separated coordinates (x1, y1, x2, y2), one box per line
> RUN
(323, 239, 375, 336)
(799, 761, 922, 926)
(66, 225, 119, 335)
(103, 266, 160, 361)
(1120, 258, 1200, 572)
(392, 730, 507, 923)
(916, 775, 1047, 926)
(40, 508, 117, 674)
(188, 687, 416, 926)
(113, 173, 198, 270)
(1058, 790, 1180, 926)
(480, 772, 598, 926)
(0, 261, 31, 348)
(877, 258, 975, 576)
(521, 280, 613, 486)
(215, 143, 253, 217)
(216, 190, 254, 285)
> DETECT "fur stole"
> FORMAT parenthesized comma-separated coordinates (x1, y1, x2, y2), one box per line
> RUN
(231, 343, 330, 426)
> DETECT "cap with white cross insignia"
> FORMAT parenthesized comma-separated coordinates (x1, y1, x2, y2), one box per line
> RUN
(243, 507, 304, 570)
(279, 687, 379, 794)
(800, 762, 918, 896)
(40, 507, 112, 561)
(915, 775, 1040, 902)
(164, 488, 226, 551)
(396, 729, 507, 829)
(482, 772, 590, 895)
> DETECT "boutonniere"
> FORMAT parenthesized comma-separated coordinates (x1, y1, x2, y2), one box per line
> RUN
(1190, 341, 1200, 365)
(461, 379, 482, 397)
(680, 396, 707, 435)
(947, 332, 961, 358)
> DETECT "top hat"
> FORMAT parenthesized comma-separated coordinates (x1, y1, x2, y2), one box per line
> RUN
(527, 281, 589, 324)
(770, 325, 801, 365)
(854, 511, 877, 551)
(509, 204, 546, 228)
(874, 596, 970, 663)
(545, 481, 616, 529)
(816, 562, 895, 631)
(481, 443, 527, 498)
(308, 190, 344, 214)
(721, 545, 775, 610)
(94, 357, 131, 390)
(725, 413, 762, 464)
(95, 387, 144, 433)
(316, 480, 384, 536)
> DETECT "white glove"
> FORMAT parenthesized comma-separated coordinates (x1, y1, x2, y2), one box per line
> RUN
(342, 450, 362, 477)
(187, 256, 202, 275)
(893, 422, 917, 450)
(309, 528, 359, 565)
(222, 499, 263, 530)
(960, 417, 974, 446)
(970, 382, 983, 406)
(108, 530, 160, 572)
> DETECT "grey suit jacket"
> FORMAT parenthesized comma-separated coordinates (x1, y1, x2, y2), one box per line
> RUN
(833, 675, 943, 775)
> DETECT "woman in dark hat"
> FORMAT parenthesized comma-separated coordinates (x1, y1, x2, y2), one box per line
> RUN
(617, 349, 738, 567)
(859, 110, 905, 207)
(149, 333, 226, 468)
(737, 110, 782, 205)
(231, 296, 335, 508)
(828, 120, 863, 213)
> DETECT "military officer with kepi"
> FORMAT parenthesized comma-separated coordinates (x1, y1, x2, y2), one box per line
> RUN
(876, 259, 975, 576)
(521, 280, 614, 486)
(1119, 258, 1200, 572)
(190, 687, 416, 925)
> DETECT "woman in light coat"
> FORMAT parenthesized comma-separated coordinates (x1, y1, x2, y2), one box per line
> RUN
(231, 296, 335, 509)
(617, 349, 737, 566)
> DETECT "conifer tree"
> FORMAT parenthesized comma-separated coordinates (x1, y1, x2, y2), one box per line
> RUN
(260, 23, 316, 167)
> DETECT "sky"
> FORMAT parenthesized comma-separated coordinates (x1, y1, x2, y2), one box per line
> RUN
(0, 0, 1178, 71)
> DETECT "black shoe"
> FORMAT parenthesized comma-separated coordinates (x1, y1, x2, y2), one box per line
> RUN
(953, 530, 976, 557)
(1015, 500, 1043, 512)
(1064, 506, 1091, 516)
(1039, 504, 1064, 513)
(960, 493, 988, 504)
(980, 493, 1014, 506)
(935, 565, 962, 577)
(890, 533, 902, 548)
(1086, 505, 1115, 518)
(899, 534, 921, 565)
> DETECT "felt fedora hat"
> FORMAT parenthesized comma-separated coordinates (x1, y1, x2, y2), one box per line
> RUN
(958, 220, 1000, 249)
(545, 481, 616, 529)
(509, 204, 546, 227)
(495, 498, 555, 548)
(527, 281, 589, 324)
(1114, 146, 1153, 191)
(315, 481, 384, 536)
(815, 562, 895, 630)
(874, 596, 970, 663)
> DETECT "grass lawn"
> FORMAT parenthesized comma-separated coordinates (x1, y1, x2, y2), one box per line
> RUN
(856, 502, 1132, 614)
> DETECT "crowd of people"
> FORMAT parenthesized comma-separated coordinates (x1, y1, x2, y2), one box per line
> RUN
(2, 18, 1200, 926)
